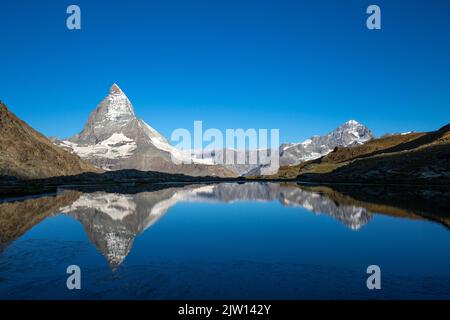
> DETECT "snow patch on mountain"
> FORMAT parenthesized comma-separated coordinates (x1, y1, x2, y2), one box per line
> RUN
(58, 133, 137, 160)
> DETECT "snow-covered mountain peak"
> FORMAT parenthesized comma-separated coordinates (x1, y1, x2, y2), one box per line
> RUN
(345, 119, 360, 126)
(60, 84, 137, 146)
(279, 120, 374, 166)
(52, 84, 237, 175)
(102, 83, 135, 120)
(331, 120, 373, 144)
(109, 83, 124, 95)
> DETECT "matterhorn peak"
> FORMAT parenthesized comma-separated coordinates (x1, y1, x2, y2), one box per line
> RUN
(55, 84, 238, 176)
(345, 119, 360, 126)
(103, 83, 135, 118)
(109, 83, 124, 95)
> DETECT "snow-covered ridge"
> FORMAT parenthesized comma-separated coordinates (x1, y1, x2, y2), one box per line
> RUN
(279, 119, 374, 166)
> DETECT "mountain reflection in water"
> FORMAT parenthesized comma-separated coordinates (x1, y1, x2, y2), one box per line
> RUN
(1, 182, 450, 299)
(59, 184, 372, 267)
(1, 182, 449, 269)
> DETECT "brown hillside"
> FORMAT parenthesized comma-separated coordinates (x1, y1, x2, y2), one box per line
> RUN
(0, 190, 82, 250)
(0, 101, 100, 179)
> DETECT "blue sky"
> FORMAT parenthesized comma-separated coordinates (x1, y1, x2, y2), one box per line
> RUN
(0, 0, 449, 143)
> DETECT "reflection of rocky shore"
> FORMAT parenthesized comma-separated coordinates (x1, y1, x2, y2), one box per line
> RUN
(0, 191, 82, 250)
(304, 184, 450, 228)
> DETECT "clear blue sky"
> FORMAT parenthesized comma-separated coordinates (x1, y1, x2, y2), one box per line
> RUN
(0, 0, 449, 143)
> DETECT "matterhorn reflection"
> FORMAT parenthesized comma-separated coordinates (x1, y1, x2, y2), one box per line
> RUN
(58, 183, 373, 267)
(59, 188, 180, 267)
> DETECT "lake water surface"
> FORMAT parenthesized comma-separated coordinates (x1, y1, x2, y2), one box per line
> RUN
(0, 182, 449, 299)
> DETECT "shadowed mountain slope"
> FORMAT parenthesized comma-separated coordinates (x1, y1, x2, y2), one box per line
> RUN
(0, 101, 99, 180)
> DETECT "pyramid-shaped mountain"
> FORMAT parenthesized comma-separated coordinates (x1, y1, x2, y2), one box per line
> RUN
(54, 84, 236, 177)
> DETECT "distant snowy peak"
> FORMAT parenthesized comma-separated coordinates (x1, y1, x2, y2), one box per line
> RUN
(332, 119, 373, 145)
(280, 120, 373, 166)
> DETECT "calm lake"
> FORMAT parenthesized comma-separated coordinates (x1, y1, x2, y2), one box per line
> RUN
(0, 182, 450, 299)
